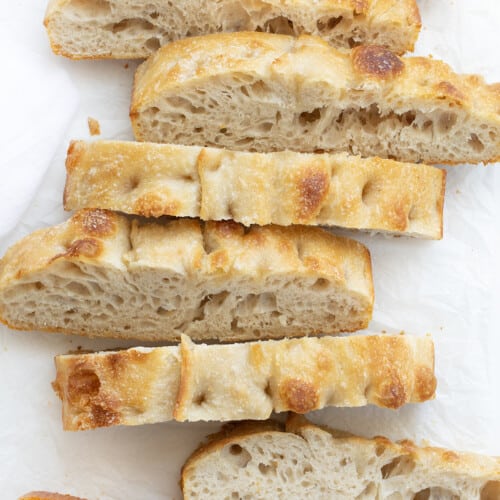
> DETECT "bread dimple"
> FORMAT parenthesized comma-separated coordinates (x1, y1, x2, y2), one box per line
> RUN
(54, 335, 436, 430)
(64, 141, 445, 238)
(130, 32, 500, 164)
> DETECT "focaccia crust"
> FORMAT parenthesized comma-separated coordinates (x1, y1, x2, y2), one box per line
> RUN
(131, 32, 500, 164)
(64, 140, 445, 239)
(0, 209, 373, 341)
(53, 334, 436, 431)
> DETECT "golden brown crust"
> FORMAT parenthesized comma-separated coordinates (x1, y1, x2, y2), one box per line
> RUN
(0, 209, 373, 340)
(352, 45, 405, 79)
(54, 335, 435, 430)
(182, 414, 500, 497)
(19, 493, 87, 500)
(131, 32, 500, 165)
(64, 141, 445, 239)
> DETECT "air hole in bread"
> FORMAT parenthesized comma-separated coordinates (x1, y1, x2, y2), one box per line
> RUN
(225, 444, 252, 468)
(67, 0, 110, 16)
(413, 489, 430, 500)
(375, 444, 386, 456)
(317, 16, 343, 32)
(402, 111, 416, 126)
(311, 278, 330, 291)
(258, 462, 276, 475)
(299, 108, 322, 127)
(66, 281, 91, 296)
(263, 16, 295, 35)
(109, 18, 155, 33)
(150, 11, 159, 19)
(437, 111, 457, 133)
(481, 481, 500, 500)
(258, 122, 273, 132)
(249, 80, 271, 97)
(468, 133, 485, 152)
(231, 492, 239, 499)
(381, 455, 416, 478)
(303, 463, 313, 473)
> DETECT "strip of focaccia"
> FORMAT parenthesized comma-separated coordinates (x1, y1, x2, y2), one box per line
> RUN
(131, 32, 500, 165)
(53, 334, 436, 431)
(181, 415, 500, 499)
(64, 141, 445, 239)
(0, 209, 373, 342)
(44, 0, 420, 59)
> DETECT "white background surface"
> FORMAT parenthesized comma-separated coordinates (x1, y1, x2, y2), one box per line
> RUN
(0, 1, 499, 498)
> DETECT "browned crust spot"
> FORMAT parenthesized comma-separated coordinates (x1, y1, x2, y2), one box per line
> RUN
(67, 368, 101, 404)
(279, 378, 319, 413)
(435, 81, 466, 104)
(296, 170, 330, 222)
(377, 374, 407, 409)
(64, 238, 102, 259)
(90, 402, 120, 428)
(212, 220, 243, 238)
(352, 45, 404, 79)
(133, 193, 181, 217)
(353, 0, 368, 15)
(414, 365, 437, 401)
(106, 349, 149, 375)
(80, 209, 116, 236)
(65, 141, 83, 174)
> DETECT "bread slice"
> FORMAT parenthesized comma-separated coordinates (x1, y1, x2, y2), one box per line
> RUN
(44, 0, 420, 59)
(130, 32, 500, 165)
(181, 414, 500, 499)
(53, 334, 436, 431)
(19, 494, 86, 500)
(0, 209, 373, 341)
(64, 140, 446, 239)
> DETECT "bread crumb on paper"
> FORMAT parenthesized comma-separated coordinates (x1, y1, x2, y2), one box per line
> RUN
(87, 117, 101, 136)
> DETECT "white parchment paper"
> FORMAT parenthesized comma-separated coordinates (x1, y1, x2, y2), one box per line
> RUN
(0, 1, 499, 498)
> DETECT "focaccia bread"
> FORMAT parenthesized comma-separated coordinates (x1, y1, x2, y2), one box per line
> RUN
(0, 209, 373, 341)
(131, 32, 500, 165)
(64, 141, 446, 239)
(53, 334, 436, 431)
(181, 415, 500, 499)
(44, 0, 420, 59)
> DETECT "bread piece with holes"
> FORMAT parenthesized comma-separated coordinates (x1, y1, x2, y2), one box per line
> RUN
(64, 141, 446, 239)
(181, 414, 500, 499)
(44, 0, 420, 59)
(0, 209, 373, 341)
(131, 32, 500, 165)
(53, 334, 436, 431)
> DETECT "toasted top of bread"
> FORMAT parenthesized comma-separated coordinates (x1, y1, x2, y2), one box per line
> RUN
(131, 32, 500, 164)
(0, 209, 373, 341)
(53, 334, 435, 431)
(64, 140, 446, 239)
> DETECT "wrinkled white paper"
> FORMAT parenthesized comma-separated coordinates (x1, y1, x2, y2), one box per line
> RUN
(0, 1, 499, 498)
